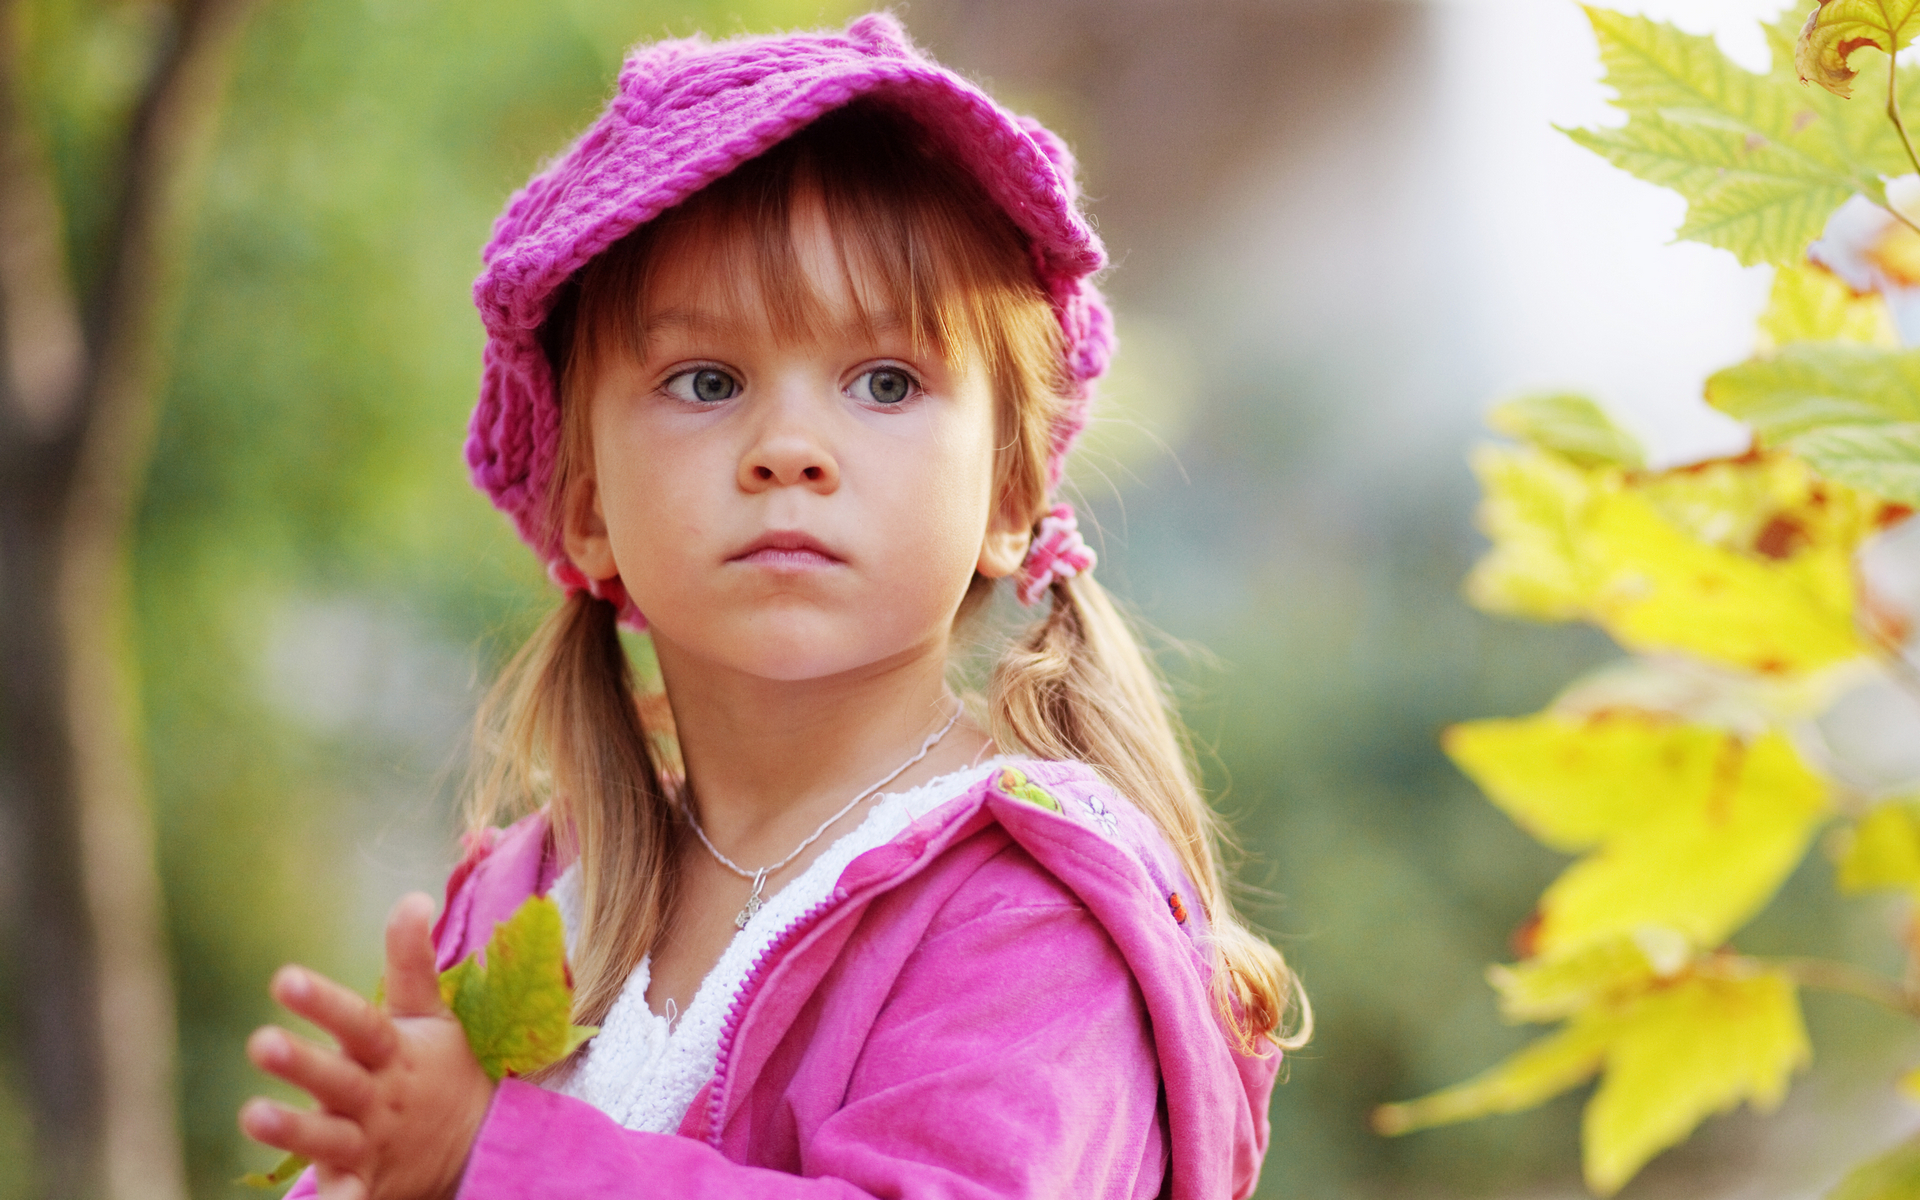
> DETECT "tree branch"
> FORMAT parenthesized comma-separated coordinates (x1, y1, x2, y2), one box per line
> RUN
(57, 0, 267, 1190)
(0, 0, 84, 440)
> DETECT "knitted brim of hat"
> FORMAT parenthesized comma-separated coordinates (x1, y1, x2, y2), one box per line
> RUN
(467, 12, 1113, 581)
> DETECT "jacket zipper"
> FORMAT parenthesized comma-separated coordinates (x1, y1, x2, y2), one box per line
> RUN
(701, 785, 993, 1147)
(704, 886, 849, 1147)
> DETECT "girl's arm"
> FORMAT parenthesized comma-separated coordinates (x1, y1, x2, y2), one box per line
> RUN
(240, 894, 496, 1200)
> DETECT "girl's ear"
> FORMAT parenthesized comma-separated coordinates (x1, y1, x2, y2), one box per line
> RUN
(561, 472, 621, 583)
(976, 498, 1032, 580)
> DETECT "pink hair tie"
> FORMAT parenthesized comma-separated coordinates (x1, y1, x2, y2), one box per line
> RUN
(1017, 504, 1096, 605)
(548, 558, 649, 629)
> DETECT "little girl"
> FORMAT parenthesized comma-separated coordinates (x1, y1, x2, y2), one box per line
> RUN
(239, 14, 1307, 1199)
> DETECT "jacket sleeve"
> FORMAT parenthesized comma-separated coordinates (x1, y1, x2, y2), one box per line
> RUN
(454, 893, 1167, 1200)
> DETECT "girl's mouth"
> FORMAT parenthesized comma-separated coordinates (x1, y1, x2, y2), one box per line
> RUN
(729, 532, 844, 570)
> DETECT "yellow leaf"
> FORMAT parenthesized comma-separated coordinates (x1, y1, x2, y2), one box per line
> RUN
(1446, 714, 1698, 851)
(1835, 798, 1920, 900)
(1466, 445, 1603, 622)
(1757, 260, 1898, 349)
(1585, 486, 1862, 673)
(1468, 446, 1876, 673)
(1372, 1011, 1616, 1136)
(1490, 928, 1692, 1023)
(1385, 965, 1810, 1190)
(1827, 1135, 1920, 1200)
(1797, 0, 1920, 99)
(1447, 713, 1831, 954)
(1584, 971, 1809, 1194)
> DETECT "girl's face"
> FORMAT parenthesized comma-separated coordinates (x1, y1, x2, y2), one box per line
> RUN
(562, 195, 1032, 686)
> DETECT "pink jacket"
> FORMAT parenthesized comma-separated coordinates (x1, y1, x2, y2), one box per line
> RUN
(292, 760, 1279, 1198)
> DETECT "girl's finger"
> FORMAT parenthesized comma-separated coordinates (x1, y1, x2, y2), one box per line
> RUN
(314, 1163, 369, 1200)
(382, 891, 444, 1017)
(238, 1097, 367, 1169)
(246, 1026, 374, 1118)
(269, 966, 397, 1068)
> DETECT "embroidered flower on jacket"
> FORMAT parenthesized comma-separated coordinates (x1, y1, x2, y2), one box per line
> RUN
(1081, 794, 1119, 837)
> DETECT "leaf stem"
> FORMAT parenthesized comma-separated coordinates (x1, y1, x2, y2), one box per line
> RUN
(1887, 204, 1920, 239)
(1772, 955, 1920, 1018)
(1892, 49, 1920, 180)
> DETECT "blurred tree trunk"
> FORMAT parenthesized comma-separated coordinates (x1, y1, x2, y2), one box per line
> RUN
(0, 1, 262, 1197)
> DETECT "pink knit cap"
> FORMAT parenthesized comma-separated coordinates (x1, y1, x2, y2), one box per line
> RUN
(467, 12, 1112, 597)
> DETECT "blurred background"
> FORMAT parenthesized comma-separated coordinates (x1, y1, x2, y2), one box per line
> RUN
(2, 0, 1916, 1196)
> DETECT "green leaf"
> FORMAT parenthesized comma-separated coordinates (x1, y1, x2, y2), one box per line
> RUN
(440, 895, 598, 1083)
(1827, 1136, 1920, 1200)
(1836, 797, 1920, 899)
(1489, 394, 1645, 469)
(1570, 7, 1901, 265)
(1583, 971, 1809, 1195)
(1797, 0, 1920, 98)
(1709, 343, 1920, 436)
(1372, 1011, 1616, 1136)
(1675, 174, 1863, 267)
(238, 1153, 309, 1189)
(1757, 260, 1898, 348)
(1445, 713, 1831, 955)
(1708, 343, 1920, 503)
(1561, 109, 1857, 262)
(1586, 7, 1826, 143)
(1792, 423, 1920, 503)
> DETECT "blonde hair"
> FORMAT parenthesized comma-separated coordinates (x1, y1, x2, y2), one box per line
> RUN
(470, 101, 1309, 1054)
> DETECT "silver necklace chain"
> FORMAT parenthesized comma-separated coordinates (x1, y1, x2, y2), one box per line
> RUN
(685, 704, 963, 928)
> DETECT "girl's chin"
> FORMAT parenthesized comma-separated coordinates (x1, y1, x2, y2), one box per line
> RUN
(652, 619, 939, 684)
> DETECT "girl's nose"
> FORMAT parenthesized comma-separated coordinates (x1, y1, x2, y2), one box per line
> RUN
(738, 401, 840, 493)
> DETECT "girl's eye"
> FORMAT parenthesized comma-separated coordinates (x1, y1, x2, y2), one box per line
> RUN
(851, 367, 918, 406)
(665, 368, 740, 403)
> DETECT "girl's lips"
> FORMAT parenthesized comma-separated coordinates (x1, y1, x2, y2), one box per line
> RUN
(734, 546, 840, 570)
(729, 533, 844, 570)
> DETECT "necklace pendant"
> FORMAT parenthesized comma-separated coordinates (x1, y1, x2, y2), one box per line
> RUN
(735, 869, 769, 929)
(734, 892, 762, 930)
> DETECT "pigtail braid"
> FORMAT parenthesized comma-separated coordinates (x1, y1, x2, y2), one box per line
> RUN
(468, 591, 679, 1029)
(989, 572, 1311, 1054)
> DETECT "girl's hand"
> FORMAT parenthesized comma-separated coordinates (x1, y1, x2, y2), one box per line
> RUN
(240, 893, 495, 1200)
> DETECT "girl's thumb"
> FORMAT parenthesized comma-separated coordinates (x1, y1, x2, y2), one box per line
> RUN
(382, 892, 443, 1016)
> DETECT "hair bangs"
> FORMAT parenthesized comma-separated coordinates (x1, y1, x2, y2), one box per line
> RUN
(546, 101, 1068, 541)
